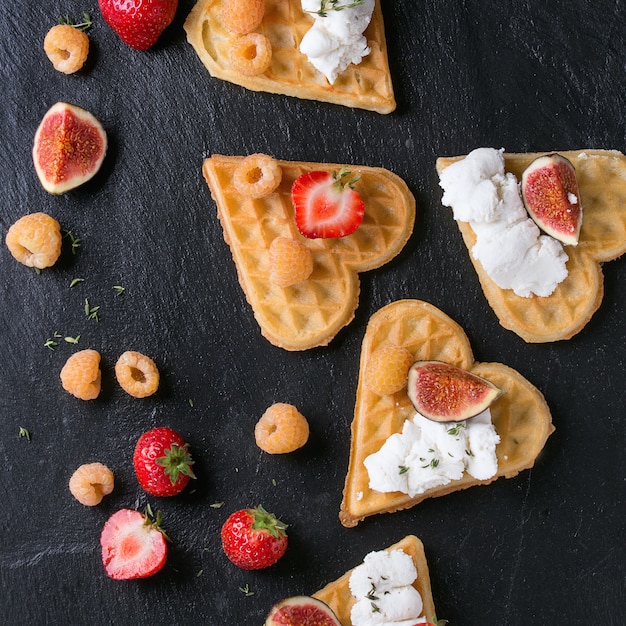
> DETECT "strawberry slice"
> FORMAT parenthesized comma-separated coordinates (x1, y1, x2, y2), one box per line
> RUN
(292, 167, 365, 238)
(100, 508, 168, 580)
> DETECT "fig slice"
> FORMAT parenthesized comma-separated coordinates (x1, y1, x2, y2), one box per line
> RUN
(520, 153, 582, 246)
(265, 596, 341, 626)
(32, 102, 107, 194)
(407, 361, 503, 422)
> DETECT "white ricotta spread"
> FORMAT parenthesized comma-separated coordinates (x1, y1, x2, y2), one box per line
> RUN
(438, 147, 569, 298)
(349, 549, 426, 626)
(300, 0, 375, 84)
(364, 410, 500, 498)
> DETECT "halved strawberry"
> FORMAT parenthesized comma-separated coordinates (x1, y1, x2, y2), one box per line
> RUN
(100, 508, 168, 580)
(291, 167, 365, 238)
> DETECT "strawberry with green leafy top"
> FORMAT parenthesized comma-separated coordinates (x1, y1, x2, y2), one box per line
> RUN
(98, 0, 178, 50)
(221, 505, 288, 570)
(133, 426, 196, 496)
(291, 167, 365, 238)
(100, 508, 168, 580)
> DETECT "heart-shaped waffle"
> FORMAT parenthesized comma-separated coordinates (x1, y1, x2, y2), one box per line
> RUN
(339, 300, 554, 527)
(436, 150, 626, 342)
(312, 535, 436, 625)
(202, 155, 415, 350)
(184, 0, 395, 113)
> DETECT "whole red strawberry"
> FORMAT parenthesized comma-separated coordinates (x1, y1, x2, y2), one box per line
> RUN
(98, 0, 178, 50)
(291, 166, 365, 238)
(100, 508, 168, 579)
(221, 505, 288, 570)
(133, 426, 196, 496)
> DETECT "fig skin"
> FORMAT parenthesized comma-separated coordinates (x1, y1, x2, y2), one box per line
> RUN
(265, 596, 341, 626)
(407, 360, 503, 422)
(32, 102, 107, 194)
(520, 153, 582, 246)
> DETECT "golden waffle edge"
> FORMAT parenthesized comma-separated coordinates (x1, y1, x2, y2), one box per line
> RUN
(312, 535, 436, 626)
(202, 155, 416, 351)
(436, 149, 626, 343)
(184, 0, 396, 113)
(339, 299, 554, 528)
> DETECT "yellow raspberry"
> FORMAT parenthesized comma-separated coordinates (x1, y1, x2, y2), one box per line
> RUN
(60, 349, 102, 400)
(364, 345, 415, 396)
(5, 212, 62, 269)
(229, 33, 272, 76)
(115, 351, 160, 398)
(221, 0, 265, 34)
(269, 237, 314, 287)
(233, 153, 282, 198)
(69, 462, 114, 506)
(255, 403, 309, 454)
(44, 24, 89, 75)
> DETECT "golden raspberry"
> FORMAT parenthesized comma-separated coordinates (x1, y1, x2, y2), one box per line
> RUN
(229, 33, 272, 76)
(233, 153, 282, 198)
(44, 24, 89, 74)
(255, 403, 309, 454)
(269, 237, 314, 287)
(69, 462, 114, 506)
(60, 349, 102, 400)
(5, 212, 62, 269)
(221, 0, 265, 34)
(365, 345, 415, 396)
(115, 351, 160, 398)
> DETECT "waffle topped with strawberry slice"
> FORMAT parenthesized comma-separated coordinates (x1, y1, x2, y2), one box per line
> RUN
(202, 154, 415, 350)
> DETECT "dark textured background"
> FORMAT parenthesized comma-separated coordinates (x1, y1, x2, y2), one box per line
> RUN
(1, 1, 625, 624)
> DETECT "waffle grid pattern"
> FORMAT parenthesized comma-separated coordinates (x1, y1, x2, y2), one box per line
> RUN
(184, 0, 396, 113)
(203, 156, 415, 350)
(339, 300, 554, 527)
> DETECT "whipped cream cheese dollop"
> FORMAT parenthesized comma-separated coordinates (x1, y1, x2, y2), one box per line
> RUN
(364, 410, 500, 498)
(438, 147, 569, 298)
(300, 0, 375, 84)
(349, 549, 426, 626)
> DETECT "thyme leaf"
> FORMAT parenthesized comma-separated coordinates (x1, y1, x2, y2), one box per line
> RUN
(19, 427, 31, 441)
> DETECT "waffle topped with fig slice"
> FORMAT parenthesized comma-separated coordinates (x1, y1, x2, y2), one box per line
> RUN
(436, 149, 626, 343)
(339, 299, 554, 528)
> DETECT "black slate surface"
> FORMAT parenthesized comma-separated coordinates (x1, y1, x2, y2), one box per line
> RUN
(1, 1, 625, 625)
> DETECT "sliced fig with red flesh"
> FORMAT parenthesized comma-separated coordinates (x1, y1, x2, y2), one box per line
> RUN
(32, 102, 107, 194)
(265, 596, 341, 626)
(520, 153, 582, 246)
(407, 361, 503, 422)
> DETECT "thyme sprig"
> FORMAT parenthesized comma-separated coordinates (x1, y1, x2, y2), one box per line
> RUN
(308, 0, 364, 17)
(59, 12, 92, 31)
(84, 298, 100, 322)
(447, 423, 466, 437)
(63, 229, 81, 254)
(239, 584, 254, 597)
(44, 331, 62, 350)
